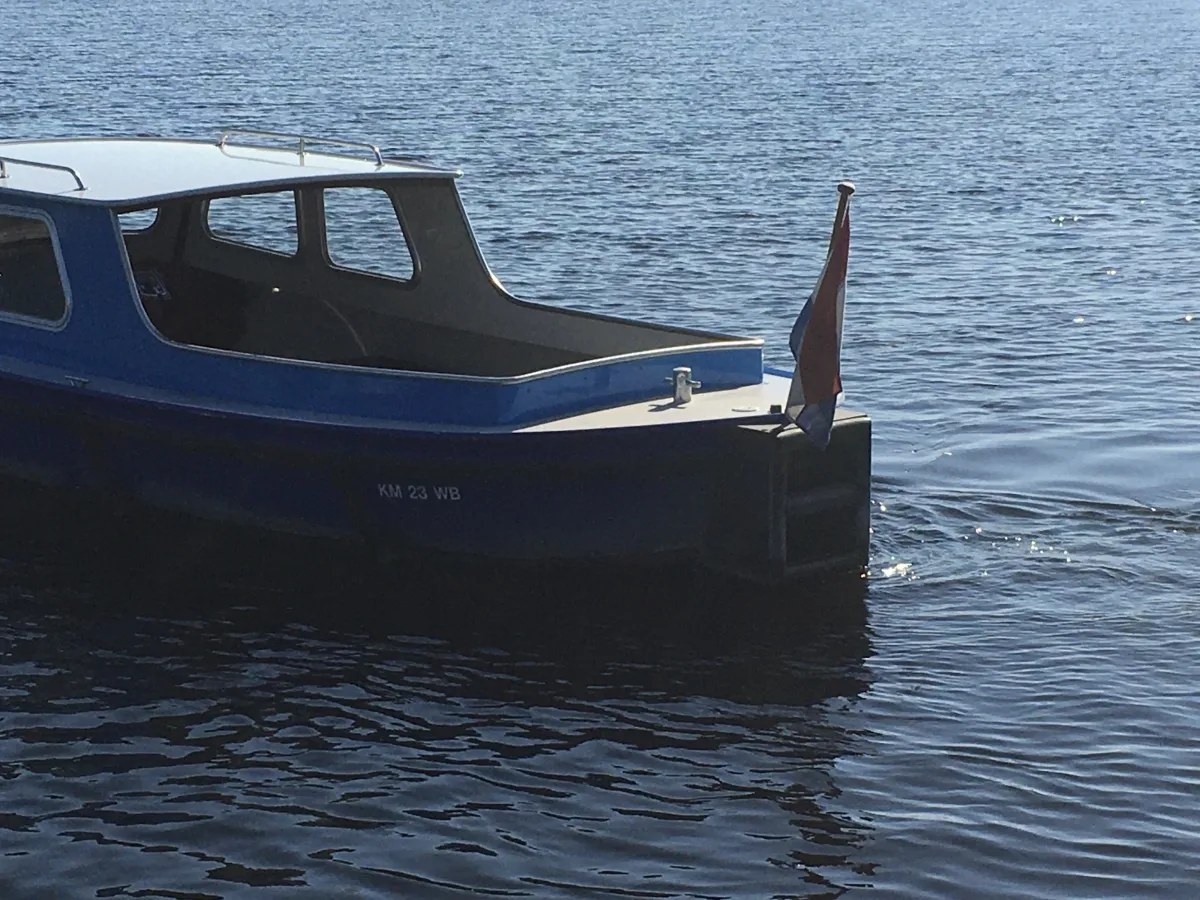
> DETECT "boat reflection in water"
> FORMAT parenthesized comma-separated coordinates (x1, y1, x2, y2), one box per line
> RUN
(0, 507, 875, 898)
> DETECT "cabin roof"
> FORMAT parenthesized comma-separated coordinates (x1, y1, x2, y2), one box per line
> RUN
(0, 134, 460, 207)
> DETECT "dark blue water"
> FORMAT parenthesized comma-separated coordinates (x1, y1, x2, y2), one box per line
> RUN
(3, 0, 1200, 896)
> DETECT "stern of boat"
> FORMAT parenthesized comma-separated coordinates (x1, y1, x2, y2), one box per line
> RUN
(704, 411, 871, 584)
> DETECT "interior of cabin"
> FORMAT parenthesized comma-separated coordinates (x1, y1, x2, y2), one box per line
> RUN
(118, 178, 735, 378)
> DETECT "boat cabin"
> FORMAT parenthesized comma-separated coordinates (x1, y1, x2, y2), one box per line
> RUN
(0, 132, 762, 406)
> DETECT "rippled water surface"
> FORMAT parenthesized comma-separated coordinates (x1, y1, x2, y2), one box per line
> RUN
(3, 0, 1200, 896)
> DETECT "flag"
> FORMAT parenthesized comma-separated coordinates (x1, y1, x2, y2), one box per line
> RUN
(786, 183, 853, 449)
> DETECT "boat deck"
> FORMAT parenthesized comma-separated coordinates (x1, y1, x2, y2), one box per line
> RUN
(520, 372, 865, 433)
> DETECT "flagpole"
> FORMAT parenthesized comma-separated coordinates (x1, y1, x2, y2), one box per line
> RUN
(827, 180, 855, 256)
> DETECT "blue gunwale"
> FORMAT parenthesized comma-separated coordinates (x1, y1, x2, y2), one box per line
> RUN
(0, 341, 766, 432)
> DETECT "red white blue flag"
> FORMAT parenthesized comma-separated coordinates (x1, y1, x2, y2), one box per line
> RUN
(786, 182, 853, 448)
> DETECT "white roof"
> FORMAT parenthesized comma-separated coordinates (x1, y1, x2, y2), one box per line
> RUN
(0, 136, 459, 206)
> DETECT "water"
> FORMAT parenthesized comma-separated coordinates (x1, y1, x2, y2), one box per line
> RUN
(2, 0, 1199, 895)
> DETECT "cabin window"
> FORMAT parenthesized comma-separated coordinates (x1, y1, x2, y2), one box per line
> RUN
(0, 211, 69, 325)
(119, 208, 159, 232)
(207, 191, 298, 255)
(323, 187, 414, 281)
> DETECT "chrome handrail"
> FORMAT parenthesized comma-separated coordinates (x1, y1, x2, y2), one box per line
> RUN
(218, 128, 385, 167)
(0, 156, 86, 191)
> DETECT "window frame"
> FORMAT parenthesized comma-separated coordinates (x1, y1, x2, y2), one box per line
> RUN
(320, 184, 420, 285)
(202, 188, 301, 258)
(118, 207, 161, 234)
(0, 204, 73, 331)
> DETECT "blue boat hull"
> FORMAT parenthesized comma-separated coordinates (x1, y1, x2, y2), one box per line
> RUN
(0, 371, 871, 583)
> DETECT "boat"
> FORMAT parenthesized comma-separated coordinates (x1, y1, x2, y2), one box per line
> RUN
(0, 129, 870, 585)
